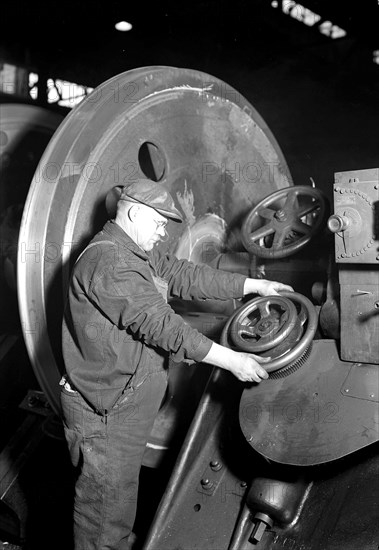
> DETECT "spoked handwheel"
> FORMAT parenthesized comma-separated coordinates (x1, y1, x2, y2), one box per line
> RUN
(241, 186, 327, 259)
(229, 296, 298, 353)
(220, 292, 318, 376)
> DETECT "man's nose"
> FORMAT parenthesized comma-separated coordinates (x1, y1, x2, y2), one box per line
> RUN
(158, 225, 169, 241)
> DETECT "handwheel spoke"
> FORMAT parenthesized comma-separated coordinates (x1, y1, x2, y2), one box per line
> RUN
(258, 302, 272, 319)
(237, 323, 258, 338)
(291, 220, 312, 235)
(272, 229, 288, 248)
(282, 191, 298, 213)
(249, 223, 275, 242)
(298, 201, 320, 218)
(277, 310, 289, 329)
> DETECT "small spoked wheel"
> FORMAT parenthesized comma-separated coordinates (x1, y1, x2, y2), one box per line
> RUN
(221, 292, 318, 374)
(229, 296, 298, 353)
(241, 186, 327, 259)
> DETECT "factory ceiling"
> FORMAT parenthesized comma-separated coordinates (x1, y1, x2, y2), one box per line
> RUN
(1, 0, 379, 88)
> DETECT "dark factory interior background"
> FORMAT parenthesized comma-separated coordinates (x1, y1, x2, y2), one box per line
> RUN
(2, 0, 379, 191)
(0, 1, 379, 549)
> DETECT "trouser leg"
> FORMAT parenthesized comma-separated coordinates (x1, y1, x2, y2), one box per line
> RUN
(61, 371, 167, 550)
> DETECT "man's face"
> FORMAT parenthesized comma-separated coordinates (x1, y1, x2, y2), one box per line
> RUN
(136, 206, 168, 251)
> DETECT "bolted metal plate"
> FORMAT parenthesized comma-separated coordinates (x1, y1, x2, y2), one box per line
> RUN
(239, 340, 379, 466)
(17, 66, 292, 420)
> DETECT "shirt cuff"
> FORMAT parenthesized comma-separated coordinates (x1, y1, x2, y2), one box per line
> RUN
(190, 334, 213, 363)
(233, 274, 247, 297)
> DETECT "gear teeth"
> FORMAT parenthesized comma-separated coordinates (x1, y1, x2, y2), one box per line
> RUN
(268, 343, 313, 379)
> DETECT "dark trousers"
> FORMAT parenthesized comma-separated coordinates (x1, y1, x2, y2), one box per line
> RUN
(61, 370, 168, 550)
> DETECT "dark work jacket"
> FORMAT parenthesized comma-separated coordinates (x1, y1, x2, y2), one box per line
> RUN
(62, 220, 246, 414)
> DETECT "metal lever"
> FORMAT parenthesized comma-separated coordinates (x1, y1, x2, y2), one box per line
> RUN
(250, 512, 274, 543)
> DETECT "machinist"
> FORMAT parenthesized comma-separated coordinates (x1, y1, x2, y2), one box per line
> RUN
(60, 178, 293, 550)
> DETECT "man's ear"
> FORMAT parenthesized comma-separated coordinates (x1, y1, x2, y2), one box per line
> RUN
(128, 204, 140, 222)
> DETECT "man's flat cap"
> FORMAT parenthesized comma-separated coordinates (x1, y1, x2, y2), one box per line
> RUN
(120, 179, 183, 222)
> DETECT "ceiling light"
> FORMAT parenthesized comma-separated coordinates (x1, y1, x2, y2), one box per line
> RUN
(115, 21, 133, 32)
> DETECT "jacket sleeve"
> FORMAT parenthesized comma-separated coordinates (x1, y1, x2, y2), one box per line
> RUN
(89, 261, 213, 363)
(151, 250, 246, 301)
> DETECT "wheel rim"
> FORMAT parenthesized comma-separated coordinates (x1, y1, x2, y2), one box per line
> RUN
(0, 104, 63, 331)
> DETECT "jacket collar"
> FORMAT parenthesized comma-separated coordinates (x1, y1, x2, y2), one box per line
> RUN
(102, 220, 149, 261)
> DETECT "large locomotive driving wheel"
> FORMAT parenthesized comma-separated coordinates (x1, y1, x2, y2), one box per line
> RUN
(221, 292, 318, 376)
(17, 66, 293, 467)
(241, 186, 327, 258)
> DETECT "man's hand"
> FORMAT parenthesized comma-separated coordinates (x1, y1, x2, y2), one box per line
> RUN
(202, 343, 269, 383)
(226, 351, 269, 382)
(243, 278, 294, 297)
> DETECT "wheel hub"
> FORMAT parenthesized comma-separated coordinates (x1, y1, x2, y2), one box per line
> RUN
(274, 208, 287, 221)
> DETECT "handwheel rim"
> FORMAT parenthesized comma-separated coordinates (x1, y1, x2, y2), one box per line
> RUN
(241, 185, 327, 259)
(221, 292, 318, 374)
(229, 295, 298, 352)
